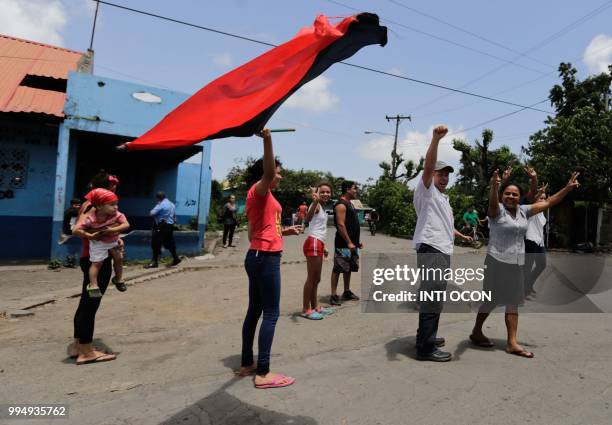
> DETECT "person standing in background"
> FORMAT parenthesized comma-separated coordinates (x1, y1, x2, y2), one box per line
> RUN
(145, 192, 181, 268)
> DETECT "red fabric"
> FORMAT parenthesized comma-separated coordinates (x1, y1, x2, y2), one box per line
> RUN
(303, 236, 325, 257)
(126, 15, 357, 150)
(85, 188, 118, 207)
(297, 205, 308, 218)
(246, 184, 283, 252)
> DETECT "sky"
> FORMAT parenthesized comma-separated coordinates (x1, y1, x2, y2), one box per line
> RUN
(2, 0, 611, 186)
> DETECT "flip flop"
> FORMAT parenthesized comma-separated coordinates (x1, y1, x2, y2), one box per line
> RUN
(506, 348, 534, 358)
(86, 285, 102, 298)
(76, 353, 116, 365)
(469, 334, 495, 348)
(316, 307, 334, 316)
(301, 310, 324, 320)
(254, 374, 295, 389)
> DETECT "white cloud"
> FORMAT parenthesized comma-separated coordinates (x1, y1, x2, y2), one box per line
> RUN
(212, 52, 233, 68)
(0, 0, 67, 46)
(284, 76, 339, 113)
(583, 34, 612, 75)
(357, 125, 466, 186)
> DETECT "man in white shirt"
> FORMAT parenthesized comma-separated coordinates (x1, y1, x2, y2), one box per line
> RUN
(412, 125, 472, 361)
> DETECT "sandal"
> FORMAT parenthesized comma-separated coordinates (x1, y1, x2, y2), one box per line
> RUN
(86, 285, 102, 298)
(316, 307, 334, 316)
(469, 334, 494, 348)
(506, 348, 534, 358)
(76, 353, 116, 365)
(112, 277, 127, 292)
(254, 374, 295, 389)
(301, 310, 324, 320)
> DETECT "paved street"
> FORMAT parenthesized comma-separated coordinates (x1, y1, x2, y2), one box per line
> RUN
(1, 232, 611, 425)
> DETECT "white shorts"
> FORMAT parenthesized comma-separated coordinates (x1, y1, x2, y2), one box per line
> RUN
(89, 240, 119, 263)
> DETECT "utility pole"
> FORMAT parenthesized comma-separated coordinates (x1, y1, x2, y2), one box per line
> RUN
(385, 114, 411, 180)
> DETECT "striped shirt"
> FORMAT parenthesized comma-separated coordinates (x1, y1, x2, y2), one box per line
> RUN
(488, 203, 531, 265)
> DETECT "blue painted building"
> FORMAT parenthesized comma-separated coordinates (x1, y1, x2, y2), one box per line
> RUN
(0, 35, 212, 261)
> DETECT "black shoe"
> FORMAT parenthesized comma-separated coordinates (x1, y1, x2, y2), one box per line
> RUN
(341, 290, 360, 301)
(417, 349, 452, 362)
(170, 258, 182, 267)
(144, 263, 158, 269)
(434, 337, 446, 347)
(330, 295, 342, 306)
(112, 277, 127, 292)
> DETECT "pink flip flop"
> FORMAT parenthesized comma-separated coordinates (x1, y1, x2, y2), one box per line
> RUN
(254, 374, 295, 389)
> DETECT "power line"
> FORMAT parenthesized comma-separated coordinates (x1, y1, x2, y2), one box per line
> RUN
(446, 99, 549, 139)
(93, 0, 551, 113)
(411, 38, 612, 120)
(408, 0, 612, 112)
(325, 0, 552, 77)
(385, 0, 554, 70)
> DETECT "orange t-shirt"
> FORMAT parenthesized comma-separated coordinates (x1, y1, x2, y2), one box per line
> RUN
(246, 183, 283, 252)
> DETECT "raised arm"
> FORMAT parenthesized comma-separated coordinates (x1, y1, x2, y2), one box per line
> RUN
(524, 166, 538, 203)
(422, 125, 448, 188)
(528, 172, 579, 217)
(304, 188, 320, 223)
(255, 128, 276, 196)
(488, 169, 502, 218)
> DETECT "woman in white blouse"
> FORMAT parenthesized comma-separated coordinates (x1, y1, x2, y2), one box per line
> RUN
(469, 169, 580, 358)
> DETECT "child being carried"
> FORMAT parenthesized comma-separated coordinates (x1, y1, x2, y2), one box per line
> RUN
(74, 188, 130, 298)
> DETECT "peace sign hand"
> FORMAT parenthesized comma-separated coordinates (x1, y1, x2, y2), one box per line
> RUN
(524, 165, 537, 179)
(311, 187, 320, 203)
(502, 166, 512, 181)
(566, 172, 580, 190)
(491, 169, 502, 187)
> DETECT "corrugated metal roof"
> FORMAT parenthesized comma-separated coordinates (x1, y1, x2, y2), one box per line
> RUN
(0, 34, 84, 117)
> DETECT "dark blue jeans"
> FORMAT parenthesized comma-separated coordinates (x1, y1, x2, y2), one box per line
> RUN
(415, 243, 450, 355)
(241, 250, 281, 376)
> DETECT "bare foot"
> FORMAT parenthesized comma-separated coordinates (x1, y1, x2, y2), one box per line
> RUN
(506, 344, 534, 358)
(469, 333, 494, 347)
(76, 349, 116, 365)
(67, 342, 79, 358)
(254, 372, 295, 388)
(237, 364, 256, 376)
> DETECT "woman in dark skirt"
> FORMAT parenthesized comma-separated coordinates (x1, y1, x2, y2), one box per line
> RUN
(470, 169, 580, 358)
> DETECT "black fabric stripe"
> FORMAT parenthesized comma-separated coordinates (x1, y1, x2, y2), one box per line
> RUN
(205, 13, 387, 141)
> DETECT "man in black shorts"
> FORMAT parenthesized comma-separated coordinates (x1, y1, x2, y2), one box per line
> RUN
(330, 181, 363, 306)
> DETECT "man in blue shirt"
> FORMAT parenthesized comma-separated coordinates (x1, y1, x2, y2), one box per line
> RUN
(145, 191, 181, 268)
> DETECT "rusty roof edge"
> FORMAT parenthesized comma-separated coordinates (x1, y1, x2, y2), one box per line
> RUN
(0, 34, 85, 56)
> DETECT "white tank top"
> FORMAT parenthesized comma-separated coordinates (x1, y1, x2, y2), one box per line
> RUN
(306, 205, 327, 243)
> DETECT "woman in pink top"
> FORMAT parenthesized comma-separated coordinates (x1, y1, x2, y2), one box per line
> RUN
(238, 129, 300, 389)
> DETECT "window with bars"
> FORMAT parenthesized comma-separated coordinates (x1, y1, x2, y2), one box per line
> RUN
(0, 148, 29, 189)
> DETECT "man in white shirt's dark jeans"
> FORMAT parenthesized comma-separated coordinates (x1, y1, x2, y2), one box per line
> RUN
(412, 125, 472, 361)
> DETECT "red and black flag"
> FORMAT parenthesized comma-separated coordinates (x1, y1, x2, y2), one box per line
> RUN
(125, 13, 387, 150)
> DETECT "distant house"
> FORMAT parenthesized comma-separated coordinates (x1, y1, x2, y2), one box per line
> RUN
(0, 34, 212, 261)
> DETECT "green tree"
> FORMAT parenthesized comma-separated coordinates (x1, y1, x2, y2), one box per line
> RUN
(365, 178, 417, 236)
(526, 63, 612, 203)
(452, 129, 521, 213)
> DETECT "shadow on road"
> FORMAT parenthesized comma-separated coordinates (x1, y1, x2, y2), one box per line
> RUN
(384, 335, 418, 361)
(159, 356, 318, 425)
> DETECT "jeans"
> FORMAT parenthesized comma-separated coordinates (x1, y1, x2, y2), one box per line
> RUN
(73, 256, 112, 344)
(415, 243, 450, 355)
(524, 239, 546, 295)
(241, 250, 281, 375)
(223, 223, 236, 246)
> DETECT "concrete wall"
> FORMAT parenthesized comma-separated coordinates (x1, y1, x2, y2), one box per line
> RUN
(50, 73, 212, 260)
(0, 119, 57, 259)
(176, 162, 201, 225)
